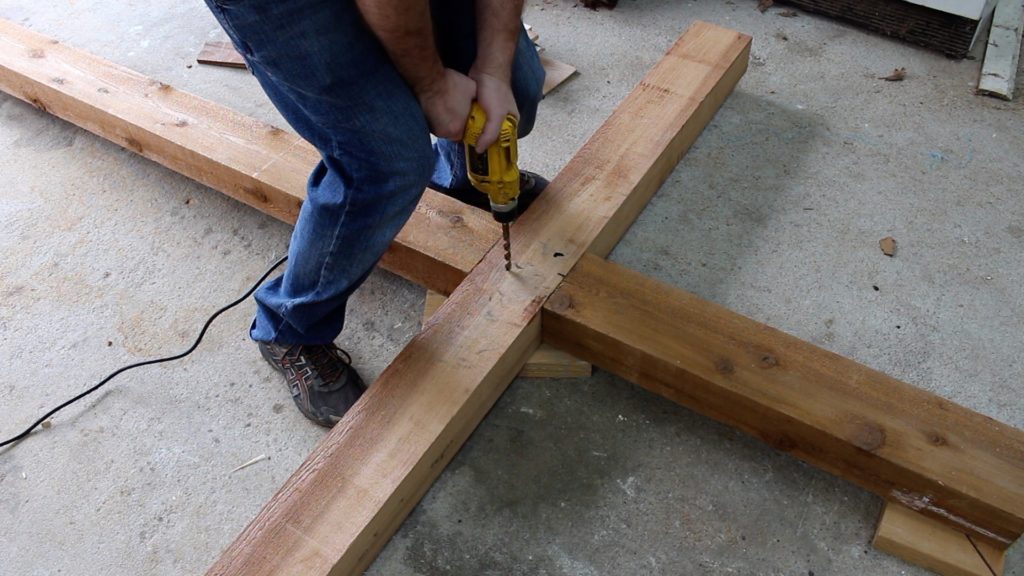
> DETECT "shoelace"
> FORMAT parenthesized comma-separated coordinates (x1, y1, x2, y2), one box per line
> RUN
(285, 344, 352, 388)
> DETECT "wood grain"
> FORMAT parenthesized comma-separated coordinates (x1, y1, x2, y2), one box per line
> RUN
(543, 254, 1024, 547)
(978, 0, 1023, 99)
(874, 503, 1006, 576)
(540, 54, 576, 95)
(424, 291, 591, 378)
(196, 40, 247, 68)
(206, 22, 750, 576)
(0, 18, 497, 295)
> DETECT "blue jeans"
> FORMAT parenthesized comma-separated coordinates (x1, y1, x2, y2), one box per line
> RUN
(204, 0, 545, 344)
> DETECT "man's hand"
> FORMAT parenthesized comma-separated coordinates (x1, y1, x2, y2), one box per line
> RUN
(469, 70, 518, 152)
(417, 69, 477, 141)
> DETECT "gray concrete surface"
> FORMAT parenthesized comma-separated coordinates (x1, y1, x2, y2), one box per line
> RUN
(1, 1, 1021, 574)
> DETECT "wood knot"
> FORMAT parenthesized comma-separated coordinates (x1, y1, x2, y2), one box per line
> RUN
(758, 353, 778, 368)
(714, 358, 735, 375)
(769, 433, 797, 452)
(546, 291, 573, 314)
(447, 214, 464, 226)
(925, 431, 947, 447)
(241, 185, 269, 204)
(28, 97, 47, 112)
(851, 424, 886, 452)
(122, 136, 143, 154)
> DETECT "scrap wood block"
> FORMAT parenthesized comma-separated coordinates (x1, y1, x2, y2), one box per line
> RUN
(978, 0, 1024, 99)
(540, 54, 577, 95)
(424, 290, 591, 378)
(196, 40, 246, 68)
(874, 502, 1007, 576)
(196, 31, 577, 95)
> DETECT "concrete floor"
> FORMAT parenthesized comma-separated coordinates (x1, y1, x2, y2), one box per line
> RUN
(1, 0, 1022, 574)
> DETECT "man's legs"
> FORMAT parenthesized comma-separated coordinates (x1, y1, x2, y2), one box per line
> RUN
(205, 0, 435, 424)
(205, 0, 434, 345)
(203, 0, 545, 424)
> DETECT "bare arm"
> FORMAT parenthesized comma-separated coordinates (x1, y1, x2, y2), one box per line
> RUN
(354, 0, 475, 139)
(471, 0, 525, 83)
(470, 0, 526, 150)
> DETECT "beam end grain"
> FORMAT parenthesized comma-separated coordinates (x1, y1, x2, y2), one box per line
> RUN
(874, 502, 1006, 576)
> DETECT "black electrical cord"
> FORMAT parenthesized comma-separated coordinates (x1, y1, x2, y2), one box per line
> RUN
(0, 254, 289, 449)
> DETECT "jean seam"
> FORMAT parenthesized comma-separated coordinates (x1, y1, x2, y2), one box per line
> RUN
(312, 165, 354, 311)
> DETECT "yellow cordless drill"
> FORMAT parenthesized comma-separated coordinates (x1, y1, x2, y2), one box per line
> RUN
(463, 102, 519, 271)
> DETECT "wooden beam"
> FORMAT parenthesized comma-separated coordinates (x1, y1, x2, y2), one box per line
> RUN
(196, 40, 247, 69)
(874, 502, 1006, 576)
(7, 18, 1024, 572)
(206, 22, 751, 576)
(0, 18, 495, 296)
(543, 254, 1024, 547)
(978, 0, 1024, 99)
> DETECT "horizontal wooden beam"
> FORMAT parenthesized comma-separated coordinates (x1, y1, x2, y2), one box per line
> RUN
(0, 17, 495, 296)
(543, 254, 1024, 547)
(206, 22, 752, 576)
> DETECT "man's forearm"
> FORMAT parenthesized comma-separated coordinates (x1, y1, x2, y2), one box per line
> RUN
(472, 0, 525, 82)
(354, 0, 445, 95)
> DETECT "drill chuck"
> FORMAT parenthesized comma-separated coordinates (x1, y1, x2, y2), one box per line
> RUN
(489, 199, 518, 224)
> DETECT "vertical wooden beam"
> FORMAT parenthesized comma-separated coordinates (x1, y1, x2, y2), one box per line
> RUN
(206, 22, 751, 576)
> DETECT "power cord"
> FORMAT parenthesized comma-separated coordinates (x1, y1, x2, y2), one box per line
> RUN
(0, 254, 289, 449)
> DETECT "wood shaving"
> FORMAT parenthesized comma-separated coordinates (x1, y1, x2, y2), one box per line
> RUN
(879, 67, 907, 82)
(879, 237, 897, 257)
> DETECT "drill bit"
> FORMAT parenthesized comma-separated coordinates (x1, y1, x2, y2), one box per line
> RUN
(502, 223, 512, 271)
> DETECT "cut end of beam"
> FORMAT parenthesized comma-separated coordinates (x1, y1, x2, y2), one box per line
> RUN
(874, 502, 1006, 576)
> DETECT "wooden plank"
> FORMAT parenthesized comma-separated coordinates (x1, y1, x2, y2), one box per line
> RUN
(874, 502, 1006, 576)
(196, 40, 247, 68)
(206, 22, 750, 576)
(978, 0, 1024, 99)
(424, 290, 591, 378)
(195, 36, 574, 96)
(0, 18, 496, 295)
(540, 54, 577, 95)
(543, 254, 1024, 547)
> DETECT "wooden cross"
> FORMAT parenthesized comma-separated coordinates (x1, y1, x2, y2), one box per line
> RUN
(1, 18, 1021, 576)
